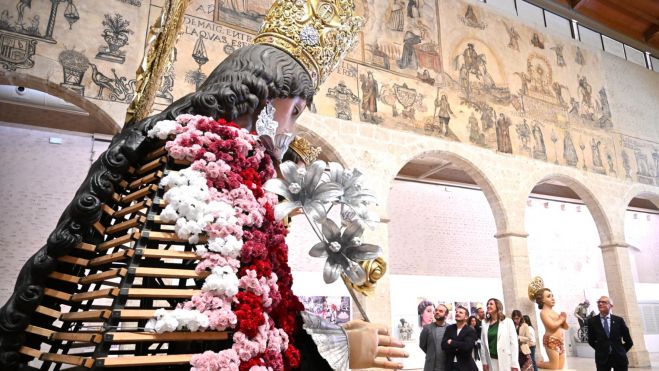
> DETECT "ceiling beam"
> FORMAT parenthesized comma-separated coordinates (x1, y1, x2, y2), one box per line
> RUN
(418, 162, 452, 179)
(523, 0, 659, 56)
(568, 0, 583, 10)
(598, 0, 657, 27)
(644, 23, 659, 42)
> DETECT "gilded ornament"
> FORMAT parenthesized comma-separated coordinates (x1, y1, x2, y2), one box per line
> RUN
(528, 276, 545, 301)
(343, 257, 387, 296)
(289, 136, 322, 165)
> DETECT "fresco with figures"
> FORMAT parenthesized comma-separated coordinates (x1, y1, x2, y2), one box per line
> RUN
(1, 0, 658, 185)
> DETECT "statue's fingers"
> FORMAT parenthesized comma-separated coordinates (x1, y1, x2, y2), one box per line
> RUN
(378, 334, 404, 348)
(376, 346, 409, 358)
(373, 358, 405, 370)
(377, 326, 389, 336)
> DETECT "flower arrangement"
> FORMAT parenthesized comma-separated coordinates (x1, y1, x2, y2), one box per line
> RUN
(145, 113, 383, 370)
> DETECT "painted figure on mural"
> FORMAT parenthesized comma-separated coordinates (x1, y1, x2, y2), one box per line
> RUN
(398, 30, 422, 69)
(515, 71, 530, 95)
(16, 0, 32, 27)
(495, 113, 513, 154)
(551, 45, 566, 67)
(634, 151, 651, 177)
(480, 105, 495, 131)
(468, 111, 484, 145)
(591, 139, 604, 169)
(326, 81, 360, 121)
(360, 71, 379, 122)
(569, 97, 579, 116)
(503, 21, 520, 51)
(652, 150, 659, 180)
(532, 123, 547, 161)
(597, 88, 612, 129)
(385, 0, 405, 32)
(607, 153, 616, 174)
(578, 75, 593, 108)
(622, 151, 632, 179)
(531, 32, 545, 49)
(407, 0, 420, 18)
(399, 318, 414, 341)
(516, 119, 531, 151)
(460, 5, 486, 29)
(436, 94, 454, 136)
(563, 131, 579, 166)
(229, 0, 247, 13)
(575, 47, 586, 66)
(552, 82, 567, 107)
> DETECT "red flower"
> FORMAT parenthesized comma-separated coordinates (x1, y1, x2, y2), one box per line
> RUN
(283, 345, 301, 370)
(239, 357, 264, 371)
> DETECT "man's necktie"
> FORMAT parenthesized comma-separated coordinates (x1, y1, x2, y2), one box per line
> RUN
(603, 316, 610, 337)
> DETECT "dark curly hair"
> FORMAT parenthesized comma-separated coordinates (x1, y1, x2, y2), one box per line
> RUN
(137, 44, 315, 128)
(535, 288, 551, 309)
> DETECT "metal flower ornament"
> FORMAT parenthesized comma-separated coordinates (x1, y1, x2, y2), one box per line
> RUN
(264, 159, 384, 320)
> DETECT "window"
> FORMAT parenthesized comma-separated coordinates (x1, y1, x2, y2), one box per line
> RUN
(486, 0, 518, 17)
(517, 1, 544, 27)
(544, 11, 571, 39)
(652, 56, 659, 72)
(624, 45, 646, 67)
(640, 303, 659, 334)
(578, 25, 603, 51)
(602, 35, 625, 59)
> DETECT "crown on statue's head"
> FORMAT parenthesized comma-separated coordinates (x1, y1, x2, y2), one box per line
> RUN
(254, 0, 363, 91)
(528, 276, 545, 301)
(290, 136, 322, 164)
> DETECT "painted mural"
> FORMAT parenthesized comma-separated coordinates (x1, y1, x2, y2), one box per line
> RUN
(1, 0, 657, 186)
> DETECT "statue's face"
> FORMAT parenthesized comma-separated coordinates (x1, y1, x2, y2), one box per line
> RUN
(543, 289, 555, 307)
(420, 305, 434, 326)
(272, 97, 307, 136)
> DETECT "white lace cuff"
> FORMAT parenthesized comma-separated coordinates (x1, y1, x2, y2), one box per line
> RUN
(300, 311, 349, 371)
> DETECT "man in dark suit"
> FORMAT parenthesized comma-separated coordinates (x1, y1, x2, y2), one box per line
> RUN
(587, 296, 634, 371)
(442, 306, 478, 371)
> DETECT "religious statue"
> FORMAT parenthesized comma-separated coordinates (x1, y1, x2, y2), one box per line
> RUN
(529, 277, 569, 370)
(0, 1, 408, 370)
(574, 299, 595, 343)
(398, 318, 413, 341)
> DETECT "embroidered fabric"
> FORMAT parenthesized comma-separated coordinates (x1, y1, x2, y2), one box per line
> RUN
(255, 101, 294, 161)
(300, 311, 349, 371)
(543, 334, 565, 354)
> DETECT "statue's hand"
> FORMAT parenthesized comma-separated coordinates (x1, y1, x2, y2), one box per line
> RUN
(343, 321, 408, 369)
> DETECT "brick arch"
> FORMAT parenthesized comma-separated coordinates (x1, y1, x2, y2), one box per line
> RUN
(389, 149, 509, 233)
(526, 172, 614, 245)
(0, 73, 120, 134)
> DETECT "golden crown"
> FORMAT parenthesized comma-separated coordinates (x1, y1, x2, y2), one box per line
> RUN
(528, 276, 545, 301)
(254, 0, 363, 91)
(290, 136, 322, 164)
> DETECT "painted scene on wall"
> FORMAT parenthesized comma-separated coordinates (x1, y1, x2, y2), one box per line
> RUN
(298, 295, 351, 325)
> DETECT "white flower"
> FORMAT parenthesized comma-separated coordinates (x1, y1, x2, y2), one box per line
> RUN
(208, 235, 243, 258)
(147, 120, 178, 139)
(145, 308, 209, 333)
(202, 266, 239, 297)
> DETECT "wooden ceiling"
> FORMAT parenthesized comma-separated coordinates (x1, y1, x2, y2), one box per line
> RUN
(548, 0, 659, 50)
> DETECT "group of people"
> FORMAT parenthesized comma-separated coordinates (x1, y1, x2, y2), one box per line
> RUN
(419, 293, 634, 371)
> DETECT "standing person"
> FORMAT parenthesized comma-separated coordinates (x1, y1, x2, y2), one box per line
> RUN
(421, 304, 449, 371)
(522, 315, 538, 371)
(468, 316, 482, 365)
(512, 310, 532, 371)
(587, 296, 634, 371)
(442, 306, 479, 371)
(480, 298, 519, 371)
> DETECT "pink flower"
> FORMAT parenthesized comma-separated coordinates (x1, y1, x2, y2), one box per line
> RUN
(190, 349, 240, 371)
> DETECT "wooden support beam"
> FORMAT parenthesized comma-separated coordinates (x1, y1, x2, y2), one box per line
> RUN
(40, 352, 94, 368)
(35, 305, 60, 319)
(140, 248, 198, 260)
(126, 288, 200, 299)
(132, 267, 208, 279)
(104, 331, 228, 343)
(25, 325, 53, 338)
(137, 156, 167, 175)
(98, 354, 193, 367)
(60, 310, 111, 322)
(419, 162, 452, 179)
(129, 170, 163, 190)
(79, 268, 127, 285)
(96, 232, 140, 252)
(121, 184, 158, 205)
(43, 288, 72, 301)
(145, 146, 167, 161)
(76, 242, 97, 252)
(115, 309, 156, 320)
(19, 346, 41, 359)
(71, 288, 119, 302)
(113, 199, 151, 219)
(142, 231, 206, 244)
(89, 249, 134, 267)
(48, 271, 80, 284)
(51, 331, 102, 344)
(644, 23, 659, 42)
(105, 215, 146, 235)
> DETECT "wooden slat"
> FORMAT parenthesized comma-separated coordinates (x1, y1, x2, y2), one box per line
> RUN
(19, 346, 41, 359)
(35, 305, 60, 319)
(173, 158, 191, 166)
(143, 231, 206, 244)
(137, 156, 167, 175)
(89, 249, 134, 267)
(44, 288, 72, 301)
(76, 242, 97, 252)
(51, 332, 102, 344)
(132, 267, 207, 279)
(127, 288, 200, 299)
(105, 215, 145, 235)
(101, 203, 115, 216)
(110, 193, 121, 203)
(60, 310, 111, 322)
(57, 255, 89, 267)
(148, 215, 176, 225)
(71, 288, 119, 302)
(97, 232, 140, 252)
(140, 248, 198, 260)
(115, 309, 156, 320)
(48, 271, 80, 284)
(118, 179, 129, 189)
(25, 325, 53, 338)
(40, 352, 94, 368)
(79, 268, 127, 285)
(145, 146, 167, 161)
(128, 170, 163, 190)
(93, 221, 106, 234)
(98, 354, 193, 367)
(105, 331, 228, 343)
(113, 199, 151, 219)
(121, 184, 157, 205)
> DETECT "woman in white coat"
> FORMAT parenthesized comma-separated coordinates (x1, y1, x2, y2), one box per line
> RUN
(480, 298, 520, 371)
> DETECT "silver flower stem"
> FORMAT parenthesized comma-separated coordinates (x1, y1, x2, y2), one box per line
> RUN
(302, 209, 327, 243)
(344, 281, 370, 322)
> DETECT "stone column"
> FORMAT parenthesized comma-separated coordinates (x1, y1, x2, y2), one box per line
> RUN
(600, 243, 650, 367)
(495, 232, 536, 317)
